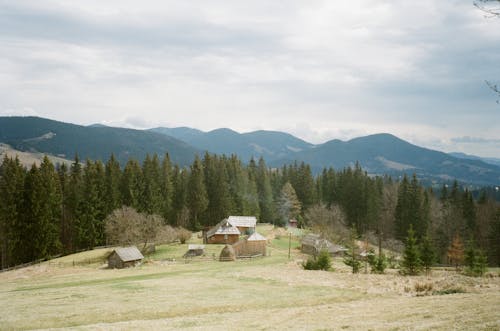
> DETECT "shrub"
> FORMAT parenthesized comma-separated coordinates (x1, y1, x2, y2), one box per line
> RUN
(177, 227, 192, 244)
(369, 253, 388, 274)
(302, 250, 332, 271)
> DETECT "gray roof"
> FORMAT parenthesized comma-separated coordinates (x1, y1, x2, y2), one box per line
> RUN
(207, 219, 241, 238)
(188, 244, 205, 250)
(302, 234, 346, 253)
(247, 232, 267, 241)
(113, 246, 144, 262)
(228, 216, 257, 228)
(301, 233, 321, 246)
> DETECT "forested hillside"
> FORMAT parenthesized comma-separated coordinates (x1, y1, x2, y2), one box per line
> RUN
(1, 152, 499, 269)
(0, 116, 198, 166)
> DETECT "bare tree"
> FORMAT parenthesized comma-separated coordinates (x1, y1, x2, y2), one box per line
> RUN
(474, 0, 500, 102)
(304, 203, 349, 243)
(105, 206, 177, 251)
(474, 0, 500, 17)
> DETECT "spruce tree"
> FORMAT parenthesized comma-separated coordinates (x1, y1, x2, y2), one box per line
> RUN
(187, 155, 208, 230)
(343, 226, 361, 273)
(104, 154, 122, 217)
(401, 224, 422, 275)
(256, 158, 274, 222)
(36, 156, 62, 259)
(141, 154, 163, 215)
(278, 182, 301, 226)
(120, 159, 142, 210)
(160, 153, 173, 222)
(420, 234, 436, 275)
(0, 156, 25, 267)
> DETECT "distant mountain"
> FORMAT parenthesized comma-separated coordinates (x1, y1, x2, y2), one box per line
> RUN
(271, 134, 500, 186)
(0, 117, 198, 166)
(151, 127, 313, 161)
(2, 117, 498, 186)
(449, 152, 500, 167)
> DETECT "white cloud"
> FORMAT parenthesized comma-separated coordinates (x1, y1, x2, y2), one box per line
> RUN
(0, 0, 499, 157)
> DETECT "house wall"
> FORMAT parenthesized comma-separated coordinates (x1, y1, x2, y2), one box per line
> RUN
(108, 253, 123, 269)
(207, 234, 239, 244)
(233, 240, 266, 257)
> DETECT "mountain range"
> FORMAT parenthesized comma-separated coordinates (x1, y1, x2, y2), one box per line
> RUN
(1, 116, 499, 186)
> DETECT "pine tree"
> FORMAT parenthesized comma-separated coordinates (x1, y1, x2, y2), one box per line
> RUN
(120, 159, 143, 210)
(141, 154, 163, 215)
(0, 156, 25, 267)
(187, 155, 208, 230)
(343, 226, 361, 273)
(57, 163, 72, 253)
(66, 155, 83, 252)
(464, 238, 488, 277)
(76, 160, 101, 249)
(160, 153, 173, 222)
(104, 154, 122, 217)
(36, 156, 62, 258)
(420, 234, 436, 275)
(256, 158, 274, 222)
(278, 182, 301, 226)
(401, 224, 422, 275)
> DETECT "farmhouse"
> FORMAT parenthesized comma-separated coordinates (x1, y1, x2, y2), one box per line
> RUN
(206, 219, 241, 244)
(227, 216, 257, 234)
(107, 246, 144, 269)
(232, 231, 267, 258)
(301, 233, 347, 257)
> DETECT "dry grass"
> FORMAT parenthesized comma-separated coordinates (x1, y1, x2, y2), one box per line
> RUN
(1, 228, 499, 331)
(0, 143, 72, 168)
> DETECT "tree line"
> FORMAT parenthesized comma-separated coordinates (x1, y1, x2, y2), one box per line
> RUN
(1, 153, 499, 269)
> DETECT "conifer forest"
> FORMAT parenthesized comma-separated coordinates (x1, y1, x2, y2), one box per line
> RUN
(1, 153, 499, 269)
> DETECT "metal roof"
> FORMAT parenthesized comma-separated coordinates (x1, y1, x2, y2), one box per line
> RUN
(113, 246, 144, 262)
(227, 216, 257, 228)
(247, 232, 267, 241)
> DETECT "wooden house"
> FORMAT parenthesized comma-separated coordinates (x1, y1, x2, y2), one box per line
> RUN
(206, 219, 241, 244)
(227, 216, 257, 234)
(107, 246, 144, 269)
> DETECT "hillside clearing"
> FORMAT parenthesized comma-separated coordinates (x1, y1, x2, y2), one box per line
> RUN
(1, 232, 499, 330)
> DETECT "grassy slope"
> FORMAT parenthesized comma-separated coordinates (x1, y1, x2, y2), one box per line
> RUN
(0, 226, 499, 331)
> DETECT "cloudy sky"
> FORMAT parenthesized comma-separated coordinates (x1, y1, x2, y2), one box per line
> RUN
(1, 0, 499, 157)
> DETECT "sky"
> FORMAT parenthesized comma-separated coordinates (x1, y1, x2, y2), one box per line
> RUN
(1, 0, 499, 158)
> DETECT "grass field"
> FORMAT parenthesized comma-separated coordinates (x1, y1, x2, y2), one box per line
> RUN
(1, 226, 499, 330)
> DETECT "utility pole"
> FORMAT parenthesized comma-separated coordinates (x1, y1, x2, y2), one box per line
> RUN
(288, 232, 291, 259)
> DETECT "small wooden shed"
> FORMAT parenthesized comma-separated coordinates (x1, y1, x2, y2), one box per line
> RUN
(301, 233, 321, 255)
(183, 244, 205, 257)
(108, 246, 144, 269)
(301, 234, 347, 257)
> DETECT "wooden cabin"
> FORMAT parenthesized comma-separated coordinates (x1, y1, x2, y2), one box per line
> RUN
(206, 219, 241, 244)
(107, 246, 144, 269)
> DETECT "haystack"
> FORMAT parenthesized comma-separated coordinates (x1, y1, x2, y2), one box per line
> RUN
(219, 244, 236, 262)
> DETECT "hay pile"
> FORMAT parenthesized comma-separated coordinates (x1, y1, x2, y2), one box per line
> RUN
(219, 245, 236, 262)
